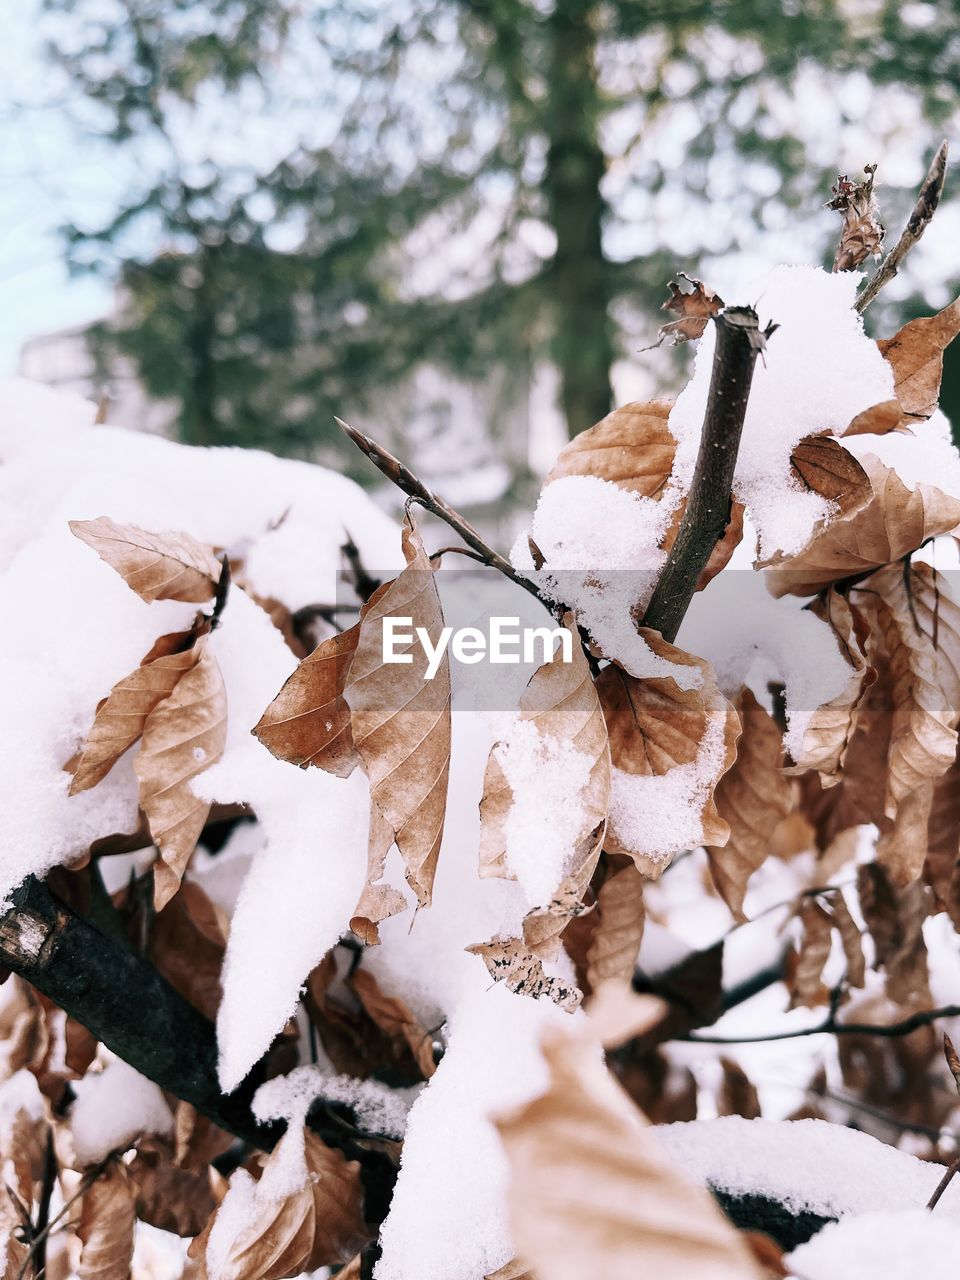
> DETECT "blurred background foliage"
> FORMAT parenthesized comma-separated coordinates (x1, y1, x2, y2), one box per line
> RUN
(36, 0, 960, 493)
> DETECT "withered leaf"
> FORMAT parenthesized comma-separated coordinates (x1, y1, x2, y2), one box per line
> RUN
(466, 937, 583, 1013)
(545, 402, 742, 589)
(147, 879, 227, 1020)
(342, 509, 451, 907)
(486, 1260, 533, 1280)
(129, 1137, 217, 1237)
(857, 862, 932, 1008)
(253, 623, 363, 778)
(77, 1161, 136, 1280)
(349, 967, 436, 1080)
(767, 452, 960, 597)
(825, 889, 866, 991)
(787, 899, 833, 1010)
(877, 296, 960, 421)
(656, 273, 725, 346)
(789, 435, 872, 518)
(828, 167, 884, 272)
(707, 688, 792, 922)
(584, 859, 646, 989)
(597, 632, 739, 875)
(494, 1023, 765, 1280)
(349, 803, 405, 945)
(190, 1131, 371, 1280)
(70, 517, 221, 604)
(480, 618, 610, 886)
(134, 637, 228, 909)
(926, 749, 960, 929)
(943, 1033, 960, 1096)
(717, 1057, 761, 1120)
(70, 627, 202, 795)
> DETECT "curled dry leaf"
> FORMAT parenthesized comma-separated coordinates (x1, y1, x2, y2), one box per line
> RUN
(190, 1131, 370, 1280)
(545, 401, 742, 590)
(656, 273, 725, 346)
(876, 295, 960, 422)
(69, 627, 203, 794)
(788, 435, 872, 519)
(494, 1022, 765, 1280)
(342, 509, 451, 907)
(134, 637, 228, 909)
(146, 878, 228, 1020)
(767, 452, 960, 597)
(825, 889, 866, 990)
(706, 688, 792, 922)
(926, 749, 960, 928)
(70, 517, 221, 604)
(466, 937, 583, 1014)
(943, 1032, 960, 1096)
(787, 899, 833, 1010)
(349, 803, 405, 946)
(77, 1161, 137, 1280)
(597, 630, 739, 875)
(584, 858, 646, 989)
(349, 967, 436, 1080)
(857, 862, 932, 1008)
(129, 1137, 218, 1238)
(828, 166, 884, 273)
(787, 592, 871, 784)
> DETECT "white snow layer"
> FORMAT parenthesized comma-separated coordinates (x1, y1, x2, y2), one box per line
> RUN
(787, 1209, 960, 1280)
(656, 1116, 960, 1221)
(669, 265, 895, 559)
(0, 378, 401, 1092)
(70, 1055, 173, 1165)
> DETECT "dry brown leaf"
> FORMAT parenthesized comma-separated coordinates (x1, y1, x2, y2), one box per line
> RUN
(544, 401, 742, 590)
(480, 618, 610, 885)
(485, 1260, 533, 1280)
(657, 273, 725, 345)
(857, 862, 932, 1008)
(877, 296, 960, 421)
(926, 749, 960, 928)
(189, 1131, 370, 1280)
(494, 1023, 765, 1280)
(519, 824, 604, 965)
(349, 803, 405, 945)
(787, 899, 833, 1010)
(134, 637, 227, 909)
(173, 1102, 234, 1173)
(584, 859, 646, 989)
(342, 509, 451, 907)
(789, 435, 873, 518)
(842, 399, 907, 438)
(717, 1057, 761, 1120)
(147, 879, 227, 1020)
(466, 937, 583, 1013)
(767, 453, 960, 597)
(70, 629, 203, 794)
(64, 1017, 98, 1078)
(706, 688, 792, 921)
(825, 889, 866, 990)
(828, 167, 884, 272)
(70, 517, 221, 604)
(77, 1161, 136, 1280)
(597, 631, 739, 874)
(788, 593, 872, 784)
(348, 967, 436, 1080)
(129, 1137, 218, 1237)
(944, 1033, 960, 1096)
(253, 623, 363, 778)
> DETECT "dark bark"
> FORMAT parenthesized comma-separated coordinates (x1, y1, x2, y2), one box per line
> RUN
(642, 307, 773, 642)
(713, 1188, 832, 1251)
(543, 0, 613, 437)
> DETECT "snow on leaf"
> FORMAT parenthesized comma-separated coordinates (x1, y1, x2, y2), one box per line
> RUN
(788, 592, 872, 784)
(597, 631, 739, 876)
(466, 937, 583, 1013)
(77, 1161, 137, 1280)
(69, 516, 222, 604)
(191, 1130, 371, 1280)
(494, 1022, 765, 1280)
(253, 623, 363, 778)
(134, 635, 228, 909)
(69, 626, 203, 794)
(767, 452, 960, 598)
(342, 508, 451, 907)
(479, 618, 610, 901)
(706, 688, 793, 922)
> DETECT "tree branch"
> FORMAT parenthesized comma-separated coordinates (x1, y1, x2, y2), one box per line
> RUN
(641, 307, 775, 642)
(683, 1003, 960, 1045)
(855, 140, 949, 314)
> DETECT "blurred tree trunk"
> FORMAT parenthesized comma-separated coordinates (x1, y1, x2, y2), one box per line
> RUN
(543, 0, 613, 437)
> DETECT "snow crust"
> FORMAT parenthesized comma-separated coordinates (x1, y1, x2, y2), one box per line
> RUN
(69, 1055, 173, 1165)
(787, 1209, 960, 1280)
(669, 266, 895, 559)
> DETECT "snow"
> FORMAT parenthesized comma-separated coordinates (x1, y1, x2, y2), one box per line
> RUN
(655, 1116, 960, 1221)
(494, 719, 594, 906)
(668, 266, 895, 560)
(305, 1072, 415, 1140)
(787, 1209, 960, 1280)
(844, 407, 960, 496)
(69, 1055, 173, 1165)
(607, 680, 728, 870)
(375, 984, 569, 1280)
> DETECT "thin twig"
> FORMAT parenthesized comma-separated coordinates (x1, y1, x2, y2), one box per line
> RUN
(927, 1155, 960, 1210)
(14, 1160, 108, 1280)
(641, 308, 776, 642)
(335, 417, 546, 607)
(683, 1003, 960, 1045)
(855, 140, 949, 314)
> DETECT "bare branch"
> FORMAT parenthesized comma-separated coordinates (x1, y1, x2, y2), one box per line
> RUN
(683, 1003, 960, 1045)
(641, 307, 775, 642)
(855, 140, 948, 314)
